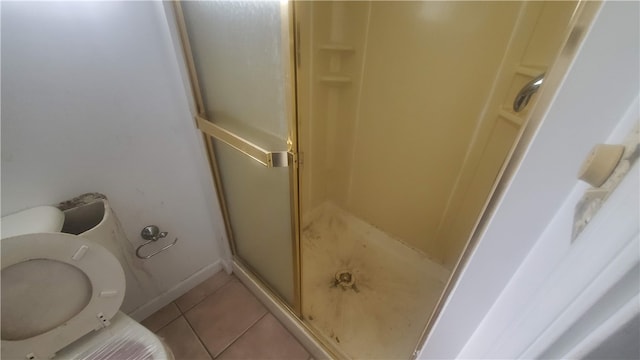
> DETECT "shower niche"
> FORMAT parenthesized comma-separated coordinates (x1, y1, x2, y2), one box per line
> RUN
(174, 1, 584, 358)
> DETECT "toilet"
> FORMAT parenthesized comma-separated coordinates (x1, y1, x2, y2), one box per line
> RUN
(1, 206, 173, 360)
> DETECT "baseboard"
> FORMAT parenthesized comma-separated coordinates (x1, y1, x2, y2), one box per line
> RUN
(128, 260, 224, 322)
(232, 261, 340, 360)
(221, 258, 233, 274)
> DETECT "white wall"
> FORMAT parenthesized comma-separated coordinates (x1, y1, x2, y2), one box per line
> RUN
(420, 1, 639, 357)
(583, 315, 640, 360)
(458, 97, 638, 359)
(1, 1, 231, 317)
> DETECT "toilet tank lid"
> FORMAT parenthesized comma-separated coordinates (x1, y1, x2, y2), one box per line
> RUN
(1, 206, 65, 239)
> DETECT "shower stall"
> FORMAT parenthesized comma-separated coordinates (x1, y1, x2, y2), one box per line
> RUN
(174, 1, 582, 358)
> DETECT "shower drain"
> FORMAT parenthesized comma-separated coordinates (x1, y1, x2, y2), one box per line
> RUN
(333, 270, 358, 292)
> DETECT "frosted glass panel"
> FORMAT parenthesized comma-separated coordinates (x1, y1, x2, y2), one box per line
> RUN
(213, 138, 294, 304)
(180, 2, 295, 305)
(182, 1, 288, 149)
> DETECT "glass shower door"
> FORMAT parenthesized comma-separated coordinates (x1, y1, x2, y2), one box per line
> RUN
(175, 1, 299, 309)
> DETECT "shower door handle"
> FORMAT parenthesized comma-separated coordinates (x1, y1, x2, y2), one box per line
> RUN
(195, 115, 292, 168)
(513, 73, 545, 112)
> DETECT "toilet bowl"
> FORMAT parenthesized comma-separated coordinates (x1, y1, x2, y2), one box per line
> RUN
(1, 206, 173, 360)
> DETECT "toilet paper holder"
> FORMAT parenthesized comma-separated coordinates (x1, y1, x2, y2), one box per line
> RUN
(136, 225, 178, 259)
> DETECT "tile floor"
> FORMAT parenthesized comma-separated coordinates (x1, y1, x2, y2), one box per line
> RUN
(142, 271, 311, 360)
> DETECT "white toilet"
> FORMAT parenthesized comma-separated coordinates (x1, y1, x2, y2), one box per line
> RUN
(1, 206, 173, 360)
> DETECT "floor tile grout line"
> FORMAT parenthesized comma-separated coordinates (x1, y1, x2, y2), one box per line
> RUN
(214, 311, 270, 359)
(149, 308, 182, 334)
(176, 276, 236, 315)
(180, 313, 218, 360)
(179, 283, 268, 360)
(152, 281, 310, 359)
(176, 276, 236, 314)
(160, 275, 296, 358)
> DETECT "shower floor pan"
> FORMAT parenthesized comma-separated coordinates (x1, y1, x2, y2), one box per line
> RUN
(302, 203, 450, 359)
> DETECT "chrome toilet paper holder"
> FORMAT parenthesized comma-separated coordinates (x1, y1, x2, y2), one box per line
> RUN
(136, 225, 178, 259)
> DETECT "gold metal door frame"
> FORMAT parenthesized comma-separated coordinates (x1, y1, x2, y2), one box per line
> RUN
(172, 2, 237, 257)
(283, 0, 304, 324)
(172, 1, 302, 317)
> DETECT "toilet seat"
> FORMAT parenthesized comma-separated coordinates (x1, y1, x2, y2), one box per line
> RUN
(1, 232, 126, 360)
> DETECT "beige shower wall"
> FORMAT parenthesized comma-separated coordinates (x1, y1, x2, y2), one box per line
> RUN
(298, 2, 371, 218)
(346, 2, 522, 260)
(298, 1, 576, 265)
(299, 2, 521, 256)
(437, 1, 579, 267)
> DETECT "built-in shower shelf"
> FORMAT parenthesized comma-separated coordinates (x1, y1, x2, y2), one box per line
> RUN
(498, 107, 525, 127)
(320, 76, 352, 85)
(515, 65, 545, 77)
(318, 44, 355, 52)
